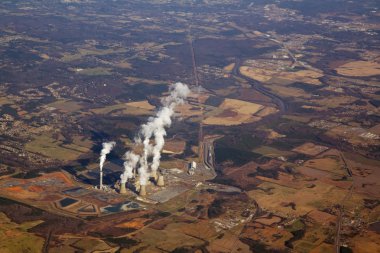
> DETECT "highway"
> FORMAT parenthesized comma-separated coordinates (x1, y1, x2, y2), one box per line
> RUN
(188, 23, 288, 179)
(187, 25, 205, 165)
(188, 29, 200, 87)
(202, 136, 217, 178)
(335, 184, 353, 253)
(184, 25, 279, 252)
(232, 58, 287, 112)
(335, 149, 355, 253)
(188, 22, 359, 253)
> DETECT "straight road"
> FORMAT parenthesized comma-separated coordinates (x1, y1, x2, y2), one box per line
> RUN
(188, 25, 204, 163)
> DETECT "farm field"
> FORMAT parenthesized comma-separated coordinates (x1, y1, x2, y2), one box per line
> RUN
(0, 0, 379, 252)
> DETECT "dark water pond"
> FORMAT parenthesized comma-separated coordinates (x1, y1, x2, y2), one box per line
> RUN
(59, 197, 78, 207)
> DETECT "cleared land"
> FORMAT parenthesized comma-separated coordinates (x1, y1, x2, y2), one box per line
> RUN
(350, 231, 380, 253)
(292, 142, 329, 156)
(91, 100, 155, 116)
(0, 212, 44, 253)
(70, 238, 117, 252)
(223, 62, 235, 72)
(131, 226, 204, 252)
(335, 61, 380, 77)
(267, 84, 311, 98)
(302, 156, 345, 175)
(25, 133, 86, 161)
(175, 103, 203, 118)
(247, 181, 355, 216)
(240, 66, 323, 85)
(163, 138, 186, 154)
(125, 100, 155, 110)
(75, 67, 113, 76)
(60, 47, 127, 62)
(204, 98, 275, 126)
(311, 96, 357, 109)
(46, 100, 84, 113)
(241, 222, 293, 251)
(307, 210, 336, 225)
(253, 145, 295, 158)
(0, 172, 74, 200)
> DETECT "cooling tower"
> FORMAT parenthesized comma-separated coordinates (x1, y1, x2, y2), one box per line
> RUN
(157, 174, 165, 187)
(139, 185, 147, 196)
(151, 170, 158, 181)
(120, 182, 127, 194)
(134, 177, 140, 191)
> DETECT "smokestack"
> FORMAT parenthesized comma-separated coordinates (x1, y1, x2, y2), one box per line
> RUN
(139, 185, 147, 196)
(157, 173, 165, 187)
(120, 182, 127, 194)
(100, 171, 103, 189)
(99, 141, 116, 189)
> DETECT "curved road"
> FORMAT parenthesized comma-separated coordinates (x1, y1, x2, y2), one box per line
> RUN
(199, 58, 289, 176)
(232, 58, 287, 112)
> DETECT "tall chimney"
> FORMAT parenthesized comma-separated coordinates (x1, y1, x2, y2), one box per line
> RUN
(157, 174, 165, 187)
(99, 171, 103, 189)
(120, 182, 127, 194)
(139, 185, 147, 196)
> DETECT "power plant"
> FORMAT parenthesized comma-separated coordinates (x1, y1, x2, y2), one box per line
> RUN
(139, 184, 147, 196)
(115, 168, 166, 197)
(157, 173, 165, 187)
(96, 83, 190, 198)
(119, 181, 127, 194)
(98, 141, 116, 190)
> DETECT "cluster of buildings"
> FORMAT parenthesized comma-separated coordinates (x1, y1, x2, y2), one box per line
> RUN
(98, 161, 198, 198)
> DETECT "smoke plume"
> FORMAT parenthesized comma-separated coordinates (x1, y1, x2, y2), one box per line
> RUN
(121, 82, 190, 186)
(120, 151, 140, 183)
(99, 141, 116, 172)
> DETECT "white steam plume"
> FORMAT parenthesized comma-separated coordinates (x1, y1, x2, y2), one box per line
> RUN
(99, 141, 116, 171)
(138, 82, 190, 185)
(120, 151, 140, 184)
(151, 127, 166, 172)
(121, 82, 190, 187)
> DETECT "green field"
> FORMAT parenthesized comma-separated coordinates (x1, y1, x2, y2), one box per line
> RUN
(253, 145, 295, 158)
(76, 67, 113, 76)
(61, 47, 127, 62)
(46, 99, 84, 113)
(25, 134, 85, 161)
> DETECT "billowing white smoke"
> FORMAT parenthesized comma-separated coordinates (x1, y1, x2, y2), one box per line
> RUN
(120, 151, 140, 184)
(99, 141, 116, 172)
(121, 82, 190, 186)
(138, 82, 190, 185)
(151, 127, 166, 172)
